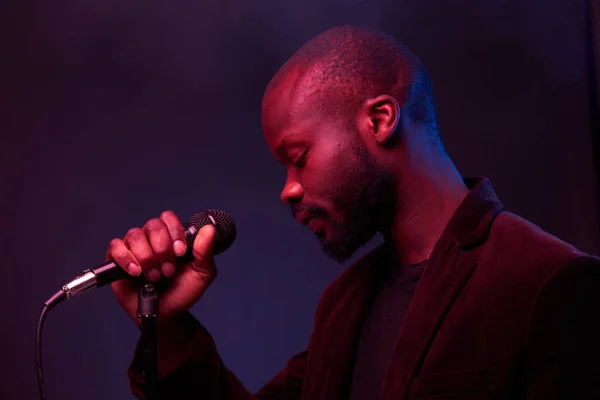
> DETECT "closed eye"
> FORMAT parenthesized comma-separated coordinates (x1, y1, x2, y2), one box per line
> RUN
(294, 150, 308, 169)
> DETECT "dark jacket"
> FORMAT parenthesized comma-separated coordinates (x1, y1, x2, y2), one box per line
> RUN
(129, 177, 600, 399)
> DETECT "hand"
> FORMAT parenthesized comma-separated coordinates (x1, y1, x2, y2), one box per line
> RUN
(107, 211, 217, 325)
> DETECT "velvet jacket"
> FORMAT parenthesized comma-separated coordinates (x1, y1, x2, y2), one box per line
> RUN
(129, 177, 600, 399)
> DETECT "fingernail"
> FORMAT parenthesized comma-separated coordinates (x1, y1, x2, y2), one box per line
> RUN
(161, 262, 175, 277)
(127, 263, 141, 276)
(147, 268, 161, 282)
(173, 240, 186, 256)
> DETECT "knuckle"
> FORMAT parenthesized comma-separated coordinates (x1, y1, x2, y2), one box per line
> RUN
(192, 250, 214, 267)
(144, 218, 165, 233)
(111, 249, 129, 265)
(107, 238, 125, 260)
(113, 248, 131, 261)
(169, 225, 184, 238)
(160, 210, 176, 220)
(108, 238, 123, 251)
(202, 269, 217, 284)
(162, 211, 184, 236)
(125, 227, 144, 242)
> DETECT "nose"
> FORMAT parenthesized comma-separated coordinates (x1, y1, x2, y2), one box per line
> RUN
(280, 176, 304, 205)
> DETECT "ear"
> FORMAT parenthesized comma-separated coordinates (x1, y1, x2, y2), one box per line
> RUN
(357, 95, 401, 146)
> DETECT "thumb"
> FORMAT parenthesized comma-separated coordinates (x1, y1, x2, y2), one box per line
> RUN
(191, 224, 216, 271)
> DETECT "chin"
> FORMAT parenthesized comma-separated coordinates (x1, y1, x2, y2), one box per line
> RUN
(318, 222, 377, 264)
(321, 243, 359, 264)
(319, 235, 362, 264)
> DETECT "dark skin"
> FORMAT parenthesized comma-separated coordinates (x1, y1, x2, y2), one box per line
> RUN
(108, 66, 468, 377)
(262, 81, 392, 262)
(262, 67, 469, 263)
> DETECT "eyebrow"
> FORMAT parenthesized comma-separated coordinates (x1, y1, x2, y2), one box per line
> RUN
(274, 135, 306, 163)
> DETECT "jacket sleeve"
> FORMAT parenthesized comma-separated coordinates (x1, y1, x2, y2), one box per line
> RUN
(127, 312, 307, 400)
(523, 254, 600, 399)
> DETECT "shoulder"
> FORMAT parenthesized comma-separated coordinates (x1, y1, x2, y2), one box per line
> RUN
(468, 210, 599, 310)
(481, 211, 588, 277)
(490, 211, 580, 255)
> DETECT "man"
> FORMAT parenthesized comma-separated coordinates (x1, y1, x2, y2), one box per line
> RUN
(107, 26, 600, 399)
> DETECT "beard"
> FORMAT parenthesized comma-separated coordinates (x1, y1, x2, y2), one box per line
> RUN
(291, 145, 395, 263)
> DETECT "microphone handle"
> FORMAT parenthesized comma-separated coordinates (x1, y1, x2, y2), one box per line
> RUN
(45, 224, 198, 309)
(92, 260, 129, 287)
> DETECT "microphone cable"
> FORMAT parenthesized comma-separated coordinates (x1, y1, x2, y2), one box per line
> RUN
(34, 209, 236, 400)
(36, 304, 50, 400)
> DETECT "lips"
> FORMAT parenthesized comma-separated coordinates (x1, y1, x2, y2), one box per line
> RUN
(294, 212, 326, 238)
(308, 218, 320, 232)
(296, 213, 321, 232)
(295, 211, 312, 226)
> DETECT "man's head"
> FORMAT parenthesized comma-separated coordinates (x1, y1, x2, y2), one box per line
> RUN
(261, 25, 440, 263)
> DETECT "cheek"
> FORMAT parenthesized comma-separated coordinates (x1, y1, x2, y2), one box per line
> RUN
(303, 151, 354, 201)
(300, 136, 362, 201)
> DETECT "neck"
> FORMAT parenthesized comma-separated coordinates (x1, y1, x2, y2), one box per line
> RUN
(381, 131, 468, 265)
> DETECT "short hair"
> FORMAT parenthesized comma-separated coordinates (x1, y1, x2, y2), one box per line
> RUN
(266, 25, 439, 135)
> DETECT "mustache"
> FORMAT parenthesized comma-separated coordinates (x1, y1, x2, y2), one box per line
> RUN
(290, 203, 328, 220)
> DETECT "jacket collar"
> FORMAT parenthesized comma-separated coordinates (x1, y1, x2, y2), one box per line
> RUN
(446, 177, 504, 249)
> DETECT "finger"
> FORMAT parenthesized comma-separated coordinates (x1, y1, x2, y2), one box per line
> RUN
(191, 224, 216, 272)
(160, 211, 187, 257)
(124, 227, 160, 282)
(144, 218, 176, 278)
(106, 238, 142, 276)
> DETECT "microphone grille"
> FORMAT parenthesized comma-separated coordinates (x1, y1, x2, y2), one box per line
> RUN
(186, 209, 237, 255)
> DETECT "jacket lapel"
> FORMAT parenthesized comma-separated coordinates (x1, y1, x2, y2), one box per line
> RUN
(380, 177, 504, 399)
(379, 240, 478, 398)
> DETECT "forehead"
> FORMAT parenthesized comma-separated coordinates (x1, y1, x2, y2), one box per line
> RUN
(262, 67, 324, 151)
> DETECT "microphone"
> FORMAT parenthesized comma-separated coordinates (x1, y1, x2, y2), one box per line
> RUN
(44, 209, 237, 310)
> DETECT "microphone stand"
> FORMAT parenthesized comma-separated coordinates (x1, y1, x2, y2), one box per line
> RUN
(137, 283, 159, 400)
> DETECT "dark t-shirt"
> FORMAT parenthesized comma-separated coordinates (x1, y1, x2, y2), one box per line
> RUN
(349, 259, 427, 400)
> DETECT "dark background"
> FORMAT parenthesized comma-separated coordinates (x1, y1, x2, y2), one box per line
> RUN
(1, 0, 599, 399)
